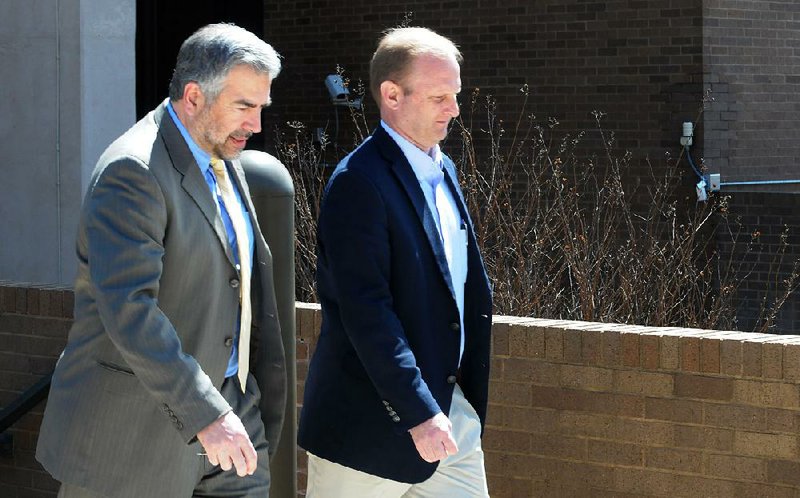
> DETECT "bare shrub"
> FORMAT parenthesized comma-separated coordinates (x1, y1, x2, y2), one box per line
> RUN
(275, 86, 799, 333)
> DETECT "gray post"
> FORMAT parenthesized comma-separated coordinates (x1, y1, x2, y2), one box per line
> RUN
(241, 150, 297, 498)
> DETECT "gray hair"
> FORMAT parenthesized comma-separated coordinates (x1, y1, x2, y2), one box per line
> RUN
(168, 23, 281, 102)
(370, 26, 462, 105)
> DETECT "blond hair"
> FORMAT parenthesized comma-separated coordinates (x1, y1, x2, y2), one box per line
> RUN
(369, 27, 462, 105)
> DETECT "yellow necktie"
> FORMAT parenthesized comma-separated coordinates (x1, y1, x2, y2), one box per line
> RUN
(210, 158, 252, 393)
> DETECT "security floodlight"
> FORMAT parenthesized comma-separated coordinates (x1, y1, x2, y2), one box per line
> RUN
(324, 74, 362, 109)
(325, 75, 349, 103)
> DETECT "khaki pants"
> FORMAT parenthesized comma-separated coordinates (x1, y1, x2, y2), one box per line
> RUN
(306, 385, 489, 498)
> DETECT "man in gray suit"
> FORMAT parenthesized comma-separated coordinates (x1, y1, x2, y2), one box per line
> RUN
(36, 23, 286, 497)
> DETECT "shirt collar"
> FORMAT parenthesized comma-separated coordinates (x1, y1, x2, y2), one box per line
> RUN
(381, 120, 443, 187)
(166, 101, 212, 174)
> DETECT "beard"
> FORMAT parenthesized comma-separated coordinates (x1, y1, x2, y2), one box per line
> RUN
(203, 128, 253, 161)
(195, 108, 253, 160)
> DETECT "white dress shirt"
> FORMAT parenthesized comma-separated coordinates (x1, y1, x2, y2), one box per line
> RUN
(381, 121, 468, 361)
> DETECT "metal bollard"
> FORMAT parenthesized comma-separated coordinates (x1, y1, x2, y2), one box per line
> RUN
(241, 150, 296, 498)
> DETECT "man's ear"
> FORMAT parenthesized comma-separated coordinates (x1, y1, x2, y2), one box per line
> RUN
(380, 80, 402, 111)
(181, 82, 206, 117)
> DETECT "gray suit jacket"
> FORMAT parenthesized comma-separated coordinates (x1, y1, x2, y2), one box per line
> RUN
(36, 101, 286, 497)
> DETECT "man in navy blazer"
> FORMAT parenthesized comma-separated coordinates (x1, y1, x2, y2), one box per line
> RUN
(298, 27, 493, 496)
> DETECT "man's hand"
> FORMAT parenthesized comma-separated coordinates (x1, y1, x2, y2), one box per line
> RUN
(408, 412, 459, 463)
(197, 411, 257, 477)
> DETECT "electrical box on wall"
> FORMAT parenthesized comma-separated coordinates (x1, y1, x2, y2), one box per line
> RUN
(680, 121, 693, 147)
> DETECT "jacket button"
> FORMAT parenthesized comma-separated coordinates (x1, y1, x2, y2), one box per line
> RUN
(224, 337, 234, 347)
(230, 278, 240, 288)
(446, 375, 457, 384)
(176, 422, 184, 430)
(450, 322, 460, 331)
(392, 416, 400, 423)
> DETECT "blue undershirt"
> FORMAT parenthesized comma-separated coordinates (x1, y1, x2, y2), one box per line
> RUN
(166, 101, 255, 378)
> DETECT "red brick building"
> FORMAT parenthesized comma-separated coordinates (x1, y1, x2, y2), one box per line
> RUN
(264, 0, 800, 332)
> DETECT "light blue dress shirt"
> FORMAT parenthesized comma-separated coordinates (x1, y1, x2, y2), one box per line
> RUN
(380, 121, 468, 361)
(167, 102, 254, 378)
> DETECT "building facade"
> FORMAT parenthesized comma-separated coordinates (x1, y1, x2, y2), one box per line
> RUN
(264, 0, 800, 332)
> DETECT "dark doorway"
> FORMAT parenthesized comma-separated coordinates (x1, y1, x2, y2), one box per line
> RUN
(136, 0, 264, 119)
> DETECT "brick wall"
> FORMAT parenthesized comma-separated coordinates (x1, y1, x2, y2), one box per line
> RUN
(264, 0, 800, 191)
(263, 0, 800, 334)
(716, 192, 800, 334)
(703, 0, 800, 192)
(5, 290, 800, 496)
(0, 284, 71, 498)
(263, 0, 703, 168)
(701, 1, 800, 336)
(297, 303, 800, 497)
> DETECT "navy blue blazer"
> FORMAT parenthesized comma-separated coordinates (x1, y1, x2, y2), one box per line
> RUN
(298, 126, 493, 483)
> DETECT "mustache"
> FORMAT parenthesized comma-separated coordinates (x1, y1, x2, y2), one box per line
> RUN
(231, 130, 253, 140)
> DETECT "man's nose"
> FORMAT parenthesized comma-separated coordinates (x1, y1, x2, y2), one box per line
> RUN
(246, 109, 262, 134)
(448, 95, 460, 118)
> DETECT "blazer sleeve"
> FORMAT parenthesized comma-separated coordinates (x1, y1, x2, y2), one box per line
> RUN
(318, 168, 441, 431)
(84, 156, 231, 442)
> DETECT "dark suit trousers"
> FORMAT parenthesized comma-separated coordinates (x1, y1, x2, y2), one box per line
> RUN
(58, 374, 271, 498)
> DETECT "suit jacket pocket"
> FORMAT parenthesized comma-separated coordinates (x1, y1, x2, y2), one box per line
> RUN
(97, 360, 135, 375)
(95, 360, 144, 397)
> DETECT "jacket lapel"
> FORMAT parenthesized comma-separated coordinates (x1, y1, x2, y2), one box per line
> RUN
(374, 127, 457, 301)
(156, 102, 236, 267)
(229, 160, 273, 265)
(229, 159, 273, 326)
